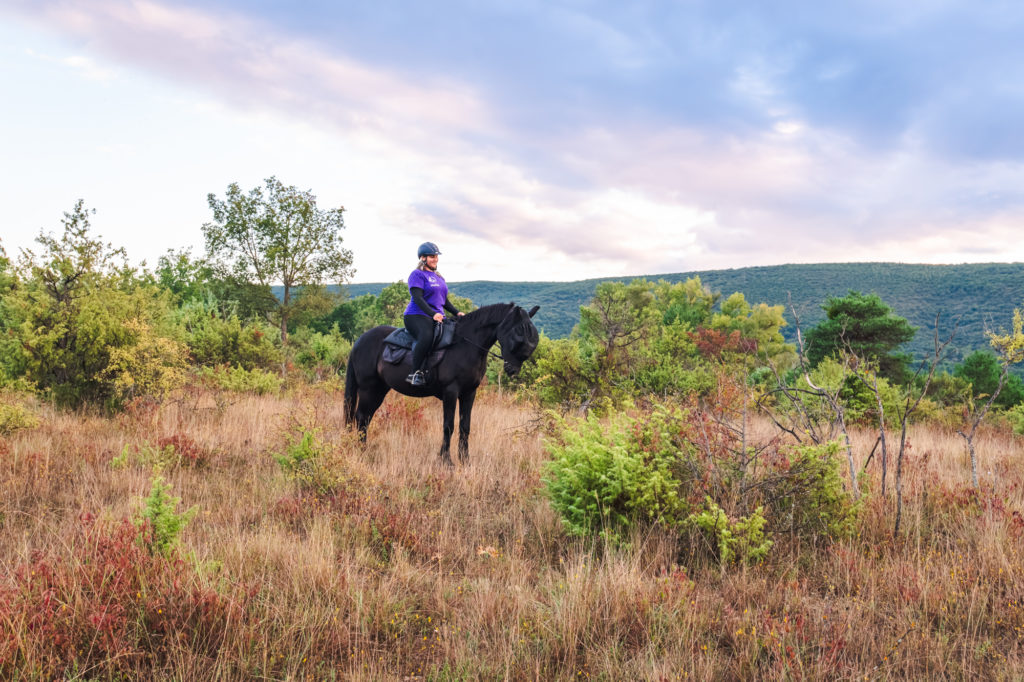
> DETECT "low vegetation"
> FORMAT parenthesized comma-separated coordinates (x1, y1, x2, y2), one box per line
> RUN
(2, 386, 1023, 679)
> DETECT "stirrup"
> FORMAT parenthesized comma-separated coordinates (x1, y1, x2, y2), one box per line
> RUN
(406, 370, 426, 386)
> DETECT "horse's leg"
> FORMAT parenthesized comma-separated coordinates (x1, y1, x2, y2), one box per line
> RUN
(439, 386, 458, 466)
(356, 384, 389, 441)
(457, 387, 477, 463)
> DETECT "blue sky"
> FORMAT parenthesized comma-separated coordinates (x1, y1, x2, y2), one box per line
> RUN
(2, 0, 1023, 283)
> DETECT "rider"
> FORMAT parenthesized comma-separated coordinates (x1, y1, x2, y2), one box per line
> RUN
(404, 242, 464, 386)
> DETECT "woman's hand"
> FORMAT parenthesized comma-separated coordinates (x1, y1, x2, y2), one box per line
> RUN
(433, 312, 444, 323)
(457, 312, 465, 317)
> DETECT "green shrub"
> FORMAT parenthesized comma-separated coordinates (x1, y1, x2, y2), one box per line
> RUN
(542, 407, 690, 544)
(274, 427, 353, 495)
(0, 395, 39, 436)
(174, 298, 282, 370)
(543, 396, 861, 558)
(766, 441, 860, 539)
(686, 497, 772, 565)
(197, 365, 283, 395)
(291, 326, 351, 380)
(0, 204, 187, 410)
(136, 474, 197, 557)
(1004, 403, 1024, 435)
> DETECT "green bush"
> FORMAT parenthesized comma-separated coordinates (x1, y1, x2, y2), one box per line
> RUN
(174, 298, 282, 370)
(686, 497, 772, 565)
(197, 365, 283, 395)
(291, 325, 351, 380)
(543, 396, 862, 558)
(765, 441, 860, 539)
(274, 427, 352, 495)
(1004, 403, 1024, 436)
(136, 474, 198, 557)
(0, 395, 39, 436)
(542, 407, 690, 544)
(0, 203, 187, 410)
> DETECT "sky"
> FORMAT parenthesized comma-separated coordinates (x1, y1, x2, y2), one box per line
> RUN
(2, 1, 1024, 284)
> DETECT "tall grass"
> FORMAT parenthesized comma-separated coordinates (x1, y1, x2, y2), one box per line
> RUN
(1, 385, 1022, 679)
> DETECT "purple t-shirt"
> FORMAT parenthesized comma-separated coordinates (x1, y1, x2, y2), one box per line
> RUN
(404, 269, 448, 317)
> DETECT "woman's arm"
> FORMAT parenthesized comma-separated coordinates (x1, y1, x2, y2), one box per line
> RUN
(443, 296, 462, 316)
(410, 287, 436, 315)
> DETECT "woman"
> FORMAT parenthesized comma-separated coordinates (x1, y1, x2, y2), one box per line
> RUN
(403, 241, 464, 386)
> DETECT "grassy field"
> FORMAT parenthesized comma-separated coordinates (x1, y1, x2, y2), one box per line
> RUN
(2, 384, 1024, 680)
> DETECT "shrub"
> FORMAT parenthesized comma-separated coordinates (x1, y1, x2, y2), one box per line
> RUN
(274, 427, 355, 495)
(0, 394, 39, 436)
(136, 474, 198, 557)
(174, 298, 282, 370)
(544, 396, 861, 557)
(197, 364, 283, 395)
(763, 441, 860, 539)
(112, 436, 208, 470)
(543, 407, 690, 544)
(1004, 403, 1024, 435)
(0, 204, 188, 410)
(291, 325, 351, 381)
(686, 497, 773, 565)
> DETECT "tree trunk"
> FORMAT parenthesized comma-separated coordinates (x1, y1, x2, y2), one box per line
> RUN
(280, 283, 290, 345)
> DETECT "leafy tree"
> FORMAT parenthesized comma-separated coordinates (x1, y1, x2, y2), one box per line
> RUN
(203, 177, 353, 343)
(156, 247, 278, 320)
(577, 279, 660, 402)
(653, 276, 718, 328)
(804, 291, 916, 383)
(310, 293, 374, 339)
(0, 241, 14, 296)
(0, 202, 186, 408)
(954, 350, 1024, 409)
(286, 284, 343, 333)
(710, 292, 796, 369)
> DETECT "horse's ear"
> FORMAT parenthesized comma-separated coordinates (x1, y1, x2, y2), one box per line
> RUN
(527, 305, 539, 318)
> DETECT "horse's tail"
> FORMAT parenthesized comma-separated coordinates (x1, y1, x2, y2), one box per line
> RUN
(343, 356, 358, 427)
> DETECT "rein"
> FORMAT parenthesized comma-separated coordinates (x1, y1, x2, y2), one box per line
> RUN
(458, 333, 504, 362)
(453, 306, 517, 362)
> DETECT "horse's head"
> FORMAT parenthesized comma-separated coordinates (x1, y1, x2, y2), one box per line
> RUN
(496, 305, 540, 376)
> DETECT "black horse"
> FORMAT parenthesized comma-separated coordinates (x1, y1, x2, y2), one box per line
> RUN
(344, 303, 540, 465)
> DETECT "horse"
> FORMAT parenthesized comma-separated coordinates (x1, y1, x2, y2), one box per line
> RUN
(344, 302, 540, 465)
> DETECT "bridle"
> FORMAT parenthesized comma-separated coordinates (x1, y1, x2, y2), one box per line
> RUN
(454, 305, 519, 363)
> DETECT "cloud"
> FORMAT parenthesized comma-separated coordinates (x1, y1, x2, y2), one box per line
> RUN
(4, 0, 1024, 282)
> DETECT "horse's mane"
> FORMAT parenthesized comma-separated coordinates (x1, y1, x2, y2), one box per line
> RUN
(461, 302, 516, 328)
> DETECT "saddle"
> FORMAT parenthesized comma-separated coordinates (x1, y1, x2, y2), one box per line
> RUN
(381, 318, 458, 367)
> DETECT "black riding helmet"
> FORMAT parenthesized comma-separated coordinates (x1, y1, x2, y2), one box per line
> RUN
(417, 242, 441, 258)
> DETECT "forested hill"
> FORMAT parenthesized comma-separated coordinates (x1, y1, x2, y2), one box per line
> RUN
(339, 263, 1024, 364)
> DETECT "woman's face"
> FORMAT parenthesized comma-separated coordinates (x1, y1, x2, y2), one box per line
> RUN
(424, 254, 439, 270)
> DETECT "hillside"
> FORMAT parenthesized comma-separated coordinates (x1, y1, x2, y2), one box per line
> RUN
(339, 262, 1024, 365)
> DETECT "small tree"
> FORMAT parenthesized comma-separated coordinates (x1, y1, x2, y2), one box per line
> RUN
(958, 310, 1024, 488)
(0, 202, 186, 408)
(203, 177, 354, 344)
(805, 291, 916, 384)
(954, 350, 1024, 409)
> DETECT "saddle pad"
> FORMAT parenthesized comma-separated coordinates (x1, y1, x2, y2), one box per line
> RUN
(382, 318, 458, 351)
(381, 345, 446, 368)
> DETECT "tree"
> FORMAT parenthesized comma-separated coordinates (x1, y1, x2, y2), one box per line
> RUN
(203, 177, 353, 344)
(0, 202, 185, 408)
(577, 280, 660, 405)
(958, 310, 1024, 487)
(954, 350, 1024, 409)
(804, 291, 916, 383)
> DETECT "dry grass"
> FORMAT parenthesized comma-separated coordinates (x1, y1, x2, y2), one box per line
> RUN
(2, 384, 1023, 680)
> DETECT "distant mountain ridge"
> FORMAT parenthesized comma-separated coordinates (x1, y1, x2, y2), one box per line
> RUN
(329, 262, 1024, 365)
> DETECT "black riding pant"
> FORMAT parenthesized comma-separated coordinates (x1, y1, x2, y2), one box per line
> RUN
(404, 313, 436, 372)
